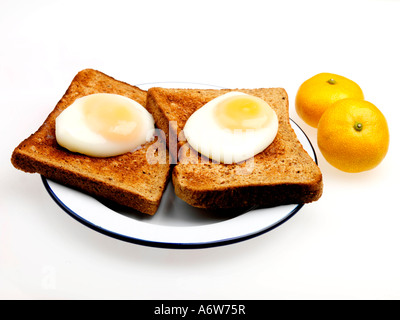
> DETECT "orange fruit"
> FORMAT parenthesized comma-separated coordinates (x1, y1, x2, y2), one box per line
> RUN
(317, 99, 389, 173)
(295, 73, 364, 127)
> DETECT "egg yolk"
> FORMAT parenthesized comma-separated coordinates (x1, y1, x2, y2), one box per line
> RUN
(82, 94, 141, 142)
(214, 95, 274, 130)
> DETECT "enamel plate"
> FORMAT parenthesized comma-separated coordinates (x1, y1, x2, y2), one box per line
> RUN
(42, 82, 318, 249)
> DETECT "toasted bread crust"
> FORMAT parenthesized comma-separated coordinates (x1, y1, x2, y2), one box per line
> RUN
(11, 69, 171, 215)
(146, 87, 323, 209)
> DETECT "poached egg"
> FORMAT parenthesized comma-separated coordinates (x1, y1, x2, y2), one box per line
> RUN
(183, 92, 279, 164)
(55, 93, 155, 157)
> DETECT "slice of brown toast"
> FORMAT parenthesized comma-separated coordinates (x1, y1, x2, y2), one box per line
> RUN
(146, 87, 323, 209)
(11, 69, 171, 215)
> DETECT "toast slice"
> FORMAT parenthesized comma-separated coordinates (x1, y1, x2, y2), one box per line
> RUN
(11, 69, 171, 215)
(146, 87, 323, 209)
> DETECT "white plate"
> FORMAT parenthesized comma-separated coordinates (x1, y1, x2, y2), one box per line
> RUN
(42, 82, 318, 249)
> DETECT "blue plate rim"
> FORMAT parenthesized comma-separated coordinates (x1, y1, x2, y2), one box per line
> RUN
(42, 175, 305, 249)
(41, 118, 317, 249)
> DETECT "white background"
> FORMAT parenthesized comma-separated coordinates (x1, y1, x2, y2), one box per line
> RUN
(1, 0, 400, 300)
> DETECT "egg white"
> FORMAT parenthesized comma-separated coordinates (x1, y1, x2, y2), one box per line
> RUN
(183, 92, 279, 164)
(55, 93, 155, 157)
